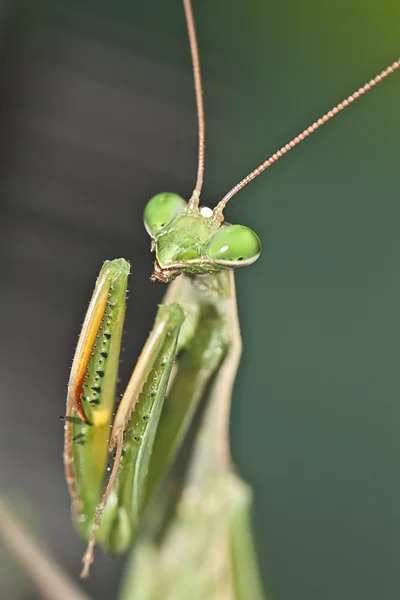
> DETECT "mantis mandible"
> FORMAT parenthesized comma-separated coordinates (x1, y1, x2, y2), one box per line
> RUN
(62, 0, 400, 594)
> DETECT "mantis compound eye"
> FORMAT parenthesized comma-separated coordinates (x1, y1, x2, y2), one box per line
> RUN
(206, 224, 261, 268)
(143, 192, 187, 237)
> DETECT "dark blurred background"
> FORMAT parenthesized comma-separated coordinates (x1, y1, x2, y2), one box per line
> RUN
(0, 0, 399, 598)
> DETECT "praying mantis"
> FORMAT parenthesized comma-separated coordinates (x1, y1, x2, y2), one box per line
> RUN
(61, 0, 400, 593)
(0, 1, 398, 599)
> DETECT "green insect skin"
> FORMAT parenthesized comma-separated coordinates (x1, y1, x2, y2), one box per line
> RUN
(96, 303, 185, 554)
(68, 260, 129, 536)
(69, 264, 231, 549)
(63, 40, 261, 576)
(155, 212, 221, 271)
(144, 271, 231, 508)
(145, 193, 261, 278)
(66, 193, 265, 598)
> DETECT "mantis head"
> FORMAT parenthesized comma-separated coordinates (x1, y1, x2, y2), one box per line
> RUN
(144, 192, 262, 282)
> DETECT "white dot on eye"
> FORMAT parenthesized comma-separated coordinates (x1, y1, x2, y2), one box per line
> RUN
(220, 245, 228, 253)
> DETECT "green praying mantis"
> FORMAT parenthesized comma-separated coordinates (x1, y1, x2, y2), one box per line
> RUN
(65, 4, 265, 591)
(0, 1, 397, 599)
(61, 0, 400, 594)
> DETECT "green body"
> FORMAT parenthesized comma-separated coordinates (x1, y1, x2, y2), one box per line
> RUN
(64, 197, 264, 597)
(0, 1, 395, 597)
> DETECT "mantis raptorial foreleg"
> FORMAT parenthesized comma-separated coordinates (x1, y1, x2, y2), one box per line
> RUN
(64, 259, 130, 532)
(64, 255, 265, 598)
(64, 260, 190, 572)
(81, 299, 185, 564)
(68, 261, 249, 582)
(117, 273, 265, 600)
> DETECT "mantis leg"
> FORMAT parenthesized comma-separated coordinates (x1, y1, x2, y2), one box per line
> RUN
(82, 269, 233, 577)
(80, 301, 185, 576)
(90, 271, 231, 562)
(64, 260, 130, 529)
(67, 262, 264, 595)
(120, 272, 265, 600)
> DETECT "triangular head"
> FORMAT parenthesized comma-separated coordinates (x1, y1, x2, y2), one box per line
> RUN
(144, 192, 261, 282)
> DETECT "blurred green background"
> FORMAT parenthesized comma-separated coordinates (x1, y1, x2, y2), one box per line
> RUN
(0, 0, 399, 598)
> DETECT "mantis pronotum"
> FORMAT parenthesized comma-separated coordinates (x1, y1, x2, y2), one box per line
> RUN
(60, 0, 400, 594)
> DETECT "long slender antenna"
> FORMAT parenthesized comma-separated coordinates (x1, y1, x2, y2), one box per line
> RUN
(183, 0, 205, 211)
(212, 58, 400, 222)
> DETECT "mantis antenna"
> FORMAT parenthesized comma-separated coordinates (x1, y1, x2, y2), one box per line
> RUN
(183, 0, 205, 211)
(212, 58, 400, 222)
